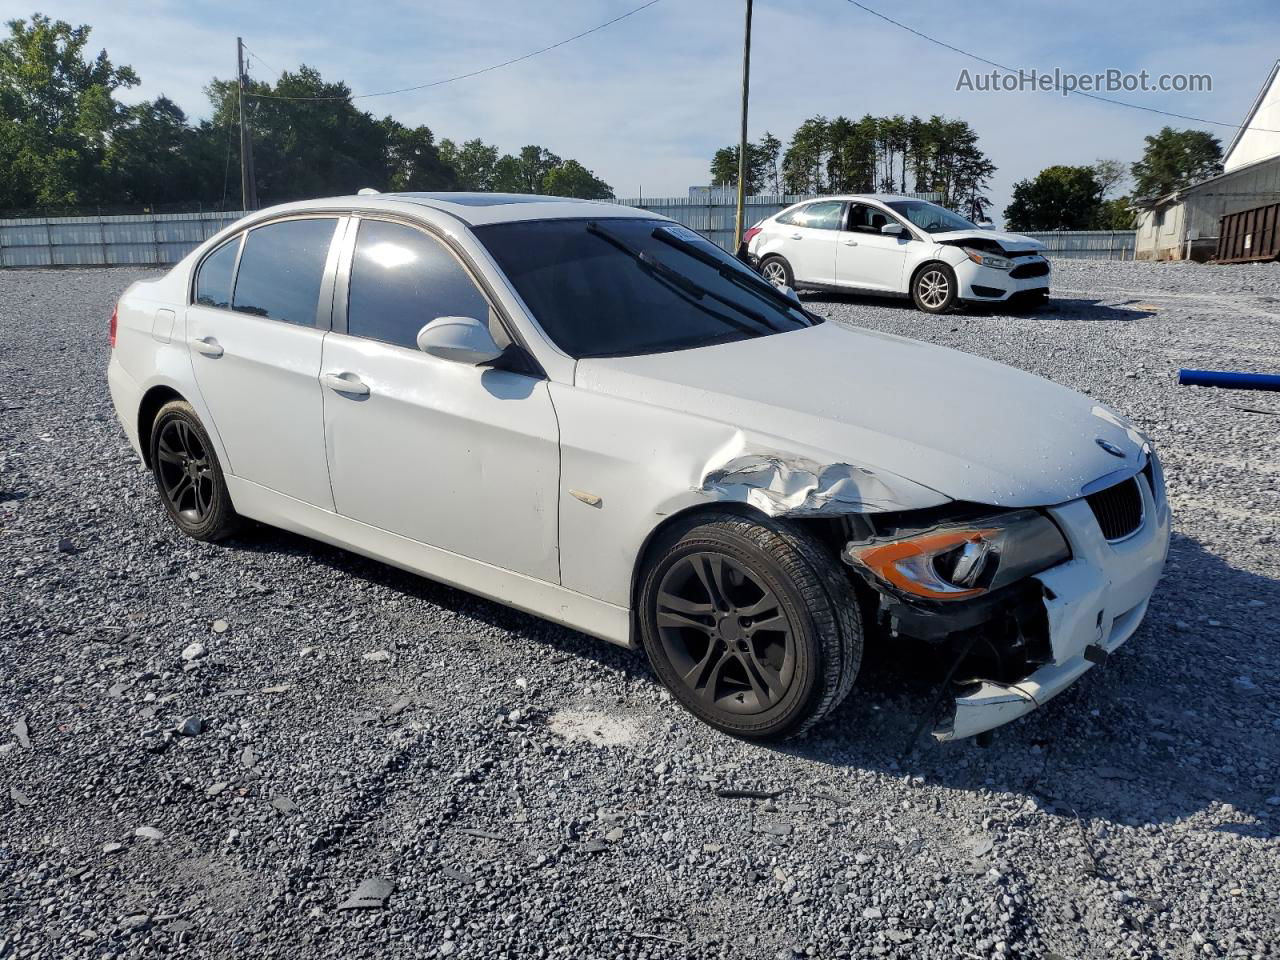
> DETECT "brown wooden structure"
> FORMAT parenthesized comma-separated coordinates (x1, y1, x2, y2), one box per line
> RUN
(1216, 201, 1280, 263)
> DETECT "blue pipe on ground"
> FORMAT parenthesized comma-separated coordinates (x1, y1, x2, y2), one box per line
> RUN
(1177, 369, 1280, 391)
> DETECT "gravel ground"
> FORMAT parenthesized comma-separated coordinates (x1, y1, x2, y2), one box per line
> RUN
(1, 260, 1278, 960)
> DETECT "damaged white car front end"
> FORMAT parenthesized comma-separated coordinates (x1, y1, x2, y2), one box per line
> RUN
(841, 451, 1170, 740)
(573, 317, 1171, 741)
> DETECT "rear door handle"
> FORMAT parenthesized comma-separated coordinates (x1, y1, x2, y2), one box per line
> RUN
(321, 372, 370, 396)
(192, 336, 224, 358)
(790, 232, 803, 240)
(843, 239, 859, 246)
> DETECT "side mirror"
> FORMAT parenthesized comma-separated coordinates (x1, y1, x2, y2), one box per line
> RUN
(416, 316, 503, 365)
(782, 285, 801, 304)
(976, 220, 995, 230)
(880, 222, 905, 236)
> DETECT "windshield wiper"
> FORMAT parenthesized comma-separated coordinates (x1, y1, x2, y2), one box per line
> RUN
(651, 227, 818, 325)
(586, 222, 778, 335)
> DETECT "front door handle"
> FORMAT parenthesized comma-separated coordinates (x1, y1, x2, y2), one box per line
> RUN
(843, 239, 859, 246)
(321, 372, 370, 397)
(192, 336, 224, 358)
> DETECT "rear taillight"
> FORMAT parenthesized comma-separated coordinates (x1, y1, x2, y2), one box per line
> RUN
(109, 303, 118, 348)
(743, 225, 763, 246)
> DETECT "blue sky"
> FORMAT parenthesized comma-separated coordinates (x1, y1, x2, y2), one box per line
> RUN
(10, 0, 1280, 216)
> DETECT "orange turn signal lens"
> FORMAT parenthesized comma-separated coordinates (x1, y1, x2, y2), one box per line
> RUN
(844, 528, 999, 601)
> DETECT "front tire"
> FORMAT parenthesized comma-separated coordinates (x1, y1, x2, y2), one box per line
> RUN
(912, 262, 958, 314)
(638, 514, 862, 740)
(758, 255, 793, 291)
(149, 400, 241, 542)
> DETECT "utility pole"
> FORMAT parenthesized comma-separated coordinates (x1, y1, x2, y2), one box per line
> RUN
(236, 37, 258, 212)
(732, 0, 753, 252)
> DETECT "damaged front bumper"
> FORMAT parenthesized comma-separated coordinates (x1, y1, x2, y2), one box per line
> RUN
(936, 477, 1170, 740)
(843, 468, 1171, 741)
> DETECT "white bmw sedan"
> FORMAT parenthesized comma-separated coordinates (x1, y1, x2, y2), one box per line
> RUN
(744, 195, 1051, 313)
(108, 192, 1167, 742)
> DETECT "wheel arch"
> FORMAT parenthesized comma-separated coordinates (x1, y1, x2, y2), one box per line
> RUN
(626, 501, 865, 643)
(757, 251, 794, 280)
(629, 502, 766, 625)
(909, 257, 955, 291)
(137, 384, 186, 469)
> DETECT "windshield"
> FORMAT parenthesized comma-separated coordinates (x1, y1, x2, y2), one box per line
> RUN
(884, 200, 977, 234)
(474, 218, 818, 359)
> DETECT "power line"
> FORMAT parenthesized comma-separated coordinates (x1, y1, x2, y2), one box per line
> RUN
(241, 44, 283, 84)
(245, 0, 662, 102)
(843, 0, 1280, 136)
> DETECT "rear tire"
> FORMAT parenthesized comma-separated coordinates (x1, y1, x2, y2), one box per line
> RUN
(912, 262, 958, 314)
(638, 513, 862, 740)
(758, 255, 794, 291)
(149, 400, 241, 542)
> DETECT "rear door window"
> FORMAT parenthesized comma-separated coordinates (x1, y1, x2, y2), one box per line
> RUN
(232, 218, 338, 326)
(194, 236, 240, 308)
(778, 201, 845, 230)
(346, 219, 493, 350)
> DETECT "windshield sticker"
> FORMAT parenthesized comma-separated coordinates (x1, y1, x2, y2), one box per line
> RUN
(659, 224, 713, 245)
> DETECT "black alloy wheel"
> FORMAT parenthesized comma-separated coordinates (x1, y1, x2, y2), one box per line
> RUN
(149, 400, 241, 542)
(156, 417, 214, 524)
(639, 514, 863, 740)
(654, 551, 797, 715)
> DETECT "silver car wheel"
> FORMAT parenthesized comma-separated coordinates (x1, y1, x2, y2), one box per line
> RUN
(917, 269, 950, 310)
(761, 260, 787, 288)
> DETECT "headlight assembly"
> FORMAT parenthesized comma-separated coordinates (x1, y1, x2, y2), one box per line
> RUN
(962, 247, 1013, 271)
(842, 510, 1070, 602)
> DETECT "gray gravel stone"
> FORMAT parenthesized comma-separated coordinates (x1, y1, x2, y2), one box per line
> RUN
(0, 263, 1277, 958)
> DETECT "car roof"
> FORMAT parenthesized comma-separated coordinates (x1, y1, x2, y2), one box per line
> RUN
(246, 192, 659, 227)
(792, 193, 924, 205)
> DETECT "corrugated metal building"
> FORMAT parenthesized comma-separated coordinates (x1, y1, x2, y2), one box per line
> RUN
(1134, 60, 1280, 261)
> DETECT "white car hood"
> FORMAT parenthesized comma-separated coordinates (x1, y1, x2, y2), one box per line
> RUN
(929, 228, 1044, 254)
(575, 322, 1143, 509)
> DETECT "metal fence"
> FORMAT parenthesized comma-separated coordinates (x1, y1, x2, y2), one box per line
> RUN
(1019, 230, 1137, 260)
(604, 194, 814, 250)
(605, 193, 945, 251)
(0, 211, 248, 268)
(0, 204, 1138, 268)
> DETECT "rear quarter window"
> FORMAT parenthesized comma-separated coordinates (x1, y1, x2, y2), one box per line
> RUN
(194, 236, 240, 308)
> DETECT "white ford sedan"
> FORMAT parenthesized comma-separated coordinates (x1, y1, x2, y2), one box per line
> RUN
(744, 195, 1051, 313)
(108, 192, 1168, 741)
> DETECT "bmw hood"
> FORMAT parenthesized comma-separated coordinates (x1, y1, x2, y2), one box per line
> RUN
(575, 322, 1145, 510)
(929, 229, 1044, 254)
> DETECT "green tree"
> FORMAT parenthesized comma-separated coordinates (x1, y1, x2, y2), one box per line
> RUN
(782, 116, 830, 193)
(440, 137, 499, 191)
(381, 119, 455, 192)
(1004, 165, 1104, 230)
(1, 11, 614, 211)
(199, 67, 392, 204)
(1130, 127, 1222, 199)
(826, 115, 876, 193)
(518, 145, 562, 192)
(759, 131, 782, 194)
(542, 159, 613, 199)
(709, 141, 770, 194)
(107, 97, 203, 204)
(0, 13, 138, 207)
(757, 113, 994, 208)
(1092, 158, 1127, 199)
(1095, 197, 1136, 229)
